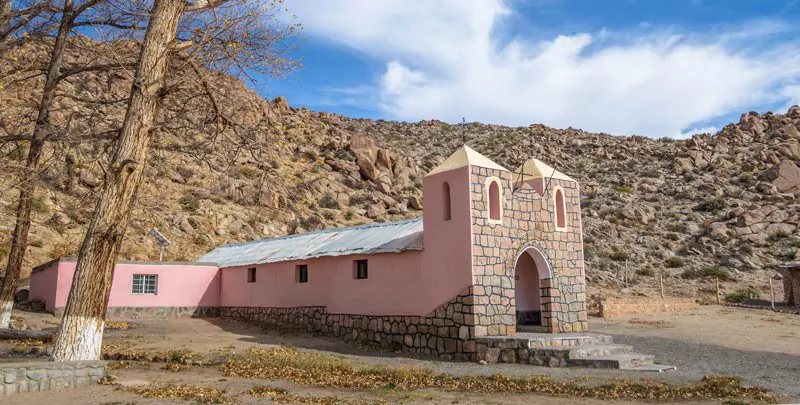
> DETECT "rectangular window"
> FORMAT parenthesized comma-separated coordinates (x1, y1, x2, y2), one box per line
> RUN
(247, 267, 256, 283)
(131, 274, 158, 295)
(355, 259, 368, 279)
(296, 264, 308, 283)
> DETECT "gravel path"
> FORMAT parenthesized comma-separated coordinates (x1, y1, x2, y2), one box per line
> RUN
(604, 331, 800, 396)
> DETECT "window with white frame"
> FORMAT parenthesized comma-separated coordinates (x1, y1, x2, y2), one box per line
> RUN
(131, 274, 158, 295)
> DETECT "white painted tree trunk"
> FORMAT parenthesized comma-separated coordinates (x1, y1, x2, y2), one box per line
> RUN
(51, 315, 104, 360)
(0, 300, 12, 328)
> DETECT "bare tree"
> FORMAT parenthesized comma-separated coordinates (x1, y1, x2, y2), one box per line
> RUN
(0, 0, 152, 328)
(51, 0, 301, 361)
(0, 0, 75, 328)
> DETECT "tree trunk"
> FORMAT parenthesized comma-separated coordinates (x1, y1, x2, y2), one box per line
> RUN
(65, 153, 76, 192)
(0, 328, 55, 341)
(51, 0, 186, 362)
(0, 0, 74, 329)
(0, 0, 12, 36)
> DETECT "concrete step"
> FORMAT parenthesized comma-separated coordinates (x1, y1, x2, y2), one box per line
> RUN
(524, 334, 615, 349)
(623, 364, 677, 372)
(567, 353, 654, 369)
(565, 344, 633, 359)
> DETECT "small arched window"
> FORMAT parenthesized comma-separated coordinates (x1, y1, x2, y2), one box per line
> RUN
(554, 187, 567, 231)
(488, 179, 501, 222)
(442, 182, 451, 221)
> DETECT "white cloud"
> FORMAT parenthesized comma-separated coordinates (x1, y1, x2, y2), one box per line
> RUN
(287, 0, 800, 137)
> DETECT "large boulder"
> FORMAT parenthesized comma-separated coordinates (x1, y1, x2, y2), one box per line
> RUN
(768, 160, 800, 193)
(350, 133, 380, 181)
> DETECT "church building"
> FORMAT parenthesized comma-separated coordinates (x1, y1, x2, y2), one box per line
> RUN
(29, 145, 589, 361)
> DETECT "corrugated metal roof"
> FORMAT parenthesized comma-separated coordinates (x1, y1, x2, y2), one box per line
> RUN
(197, 217, 424, 268)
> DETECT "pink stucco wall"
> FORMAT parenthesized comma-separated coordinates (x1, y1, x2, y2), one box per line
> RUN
(420, 166, 474, 310)
(29, 259, 60, 313)
(221, 251, 425, 315)
(36, 258, 220, 311)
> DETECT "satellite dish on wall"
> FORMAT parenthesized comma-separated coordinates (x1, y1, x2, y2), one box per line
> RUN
(149, 227, 171, 261)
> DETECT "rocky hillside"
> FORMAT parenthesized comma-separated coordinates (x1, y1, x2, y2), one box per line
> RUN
(2, 38, 799, 302)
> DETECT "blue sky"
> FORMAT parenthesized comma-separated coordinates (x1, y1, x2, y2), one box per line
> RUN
(258, 0, 800, 138)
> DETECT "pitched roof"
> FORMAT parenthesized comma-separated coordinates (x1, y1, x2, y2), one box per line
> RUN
(197, 217, 424, 268)
(426, 145, 508, 176)
(512, 158, 577, 184)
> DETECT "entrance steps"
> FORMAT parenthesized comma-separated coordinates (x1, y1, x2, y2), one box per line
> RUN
(475, 333, 675, 372)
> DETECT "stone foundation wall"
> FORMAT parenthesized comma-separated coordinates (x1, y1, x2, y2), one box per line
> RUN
(52, 306, 220, 319)
(1, 361, 107, 396)
(220, 287, 479, 361)
(599, 297, 699, 318)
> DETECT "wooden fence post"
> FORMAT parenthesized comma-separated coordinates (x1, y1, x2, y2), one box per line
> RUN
(769, 276, 776, 311)
(659, 271, 665, 299)
(716, 276, 721, 305)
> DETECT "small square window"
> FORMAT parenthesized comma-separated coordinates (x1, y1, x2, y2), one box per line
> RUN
(297, 264, 308, 283)
(355, 259, 368, 279)
(131, 274, 157, 295)
(247, 267, 256, 283)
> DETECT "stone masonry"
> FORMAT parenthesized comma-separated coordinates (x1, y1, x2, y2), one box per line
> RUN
(221, 286, 480, 361)
(1, 361, 107, 396)
(469, 165, 588, 335)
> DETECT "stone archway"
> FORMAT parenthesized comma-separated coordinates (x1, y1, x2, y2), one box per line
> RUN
(513, 247, 553, 327)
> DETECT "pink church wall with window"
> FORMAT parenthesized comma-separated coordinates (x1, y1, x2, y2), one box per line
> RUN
(29, 258, 221, 312)
(220, 251, 428, 315)
(420, 166, 474, 310)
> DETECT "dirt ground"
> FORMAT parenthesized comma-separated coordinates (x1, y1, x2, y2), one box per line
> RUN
(3, 304, 800, 404)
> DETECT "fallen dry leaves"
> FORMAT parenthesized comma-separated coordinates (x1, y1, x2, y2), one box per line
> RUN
(6, 338, 47, 347)
(124, 383, 230, 404)
(102, 343, 200, 364)
(105, 321, 130, 330)
(250, 385, 386, 404)
(220, 347, 776, 403)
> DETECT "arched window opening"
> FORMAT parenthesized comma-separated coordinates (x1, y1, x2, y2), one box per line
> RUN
(555, 188, 566, 230)
(489, 181, 501, 221)
(442, 182, 451, 221)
